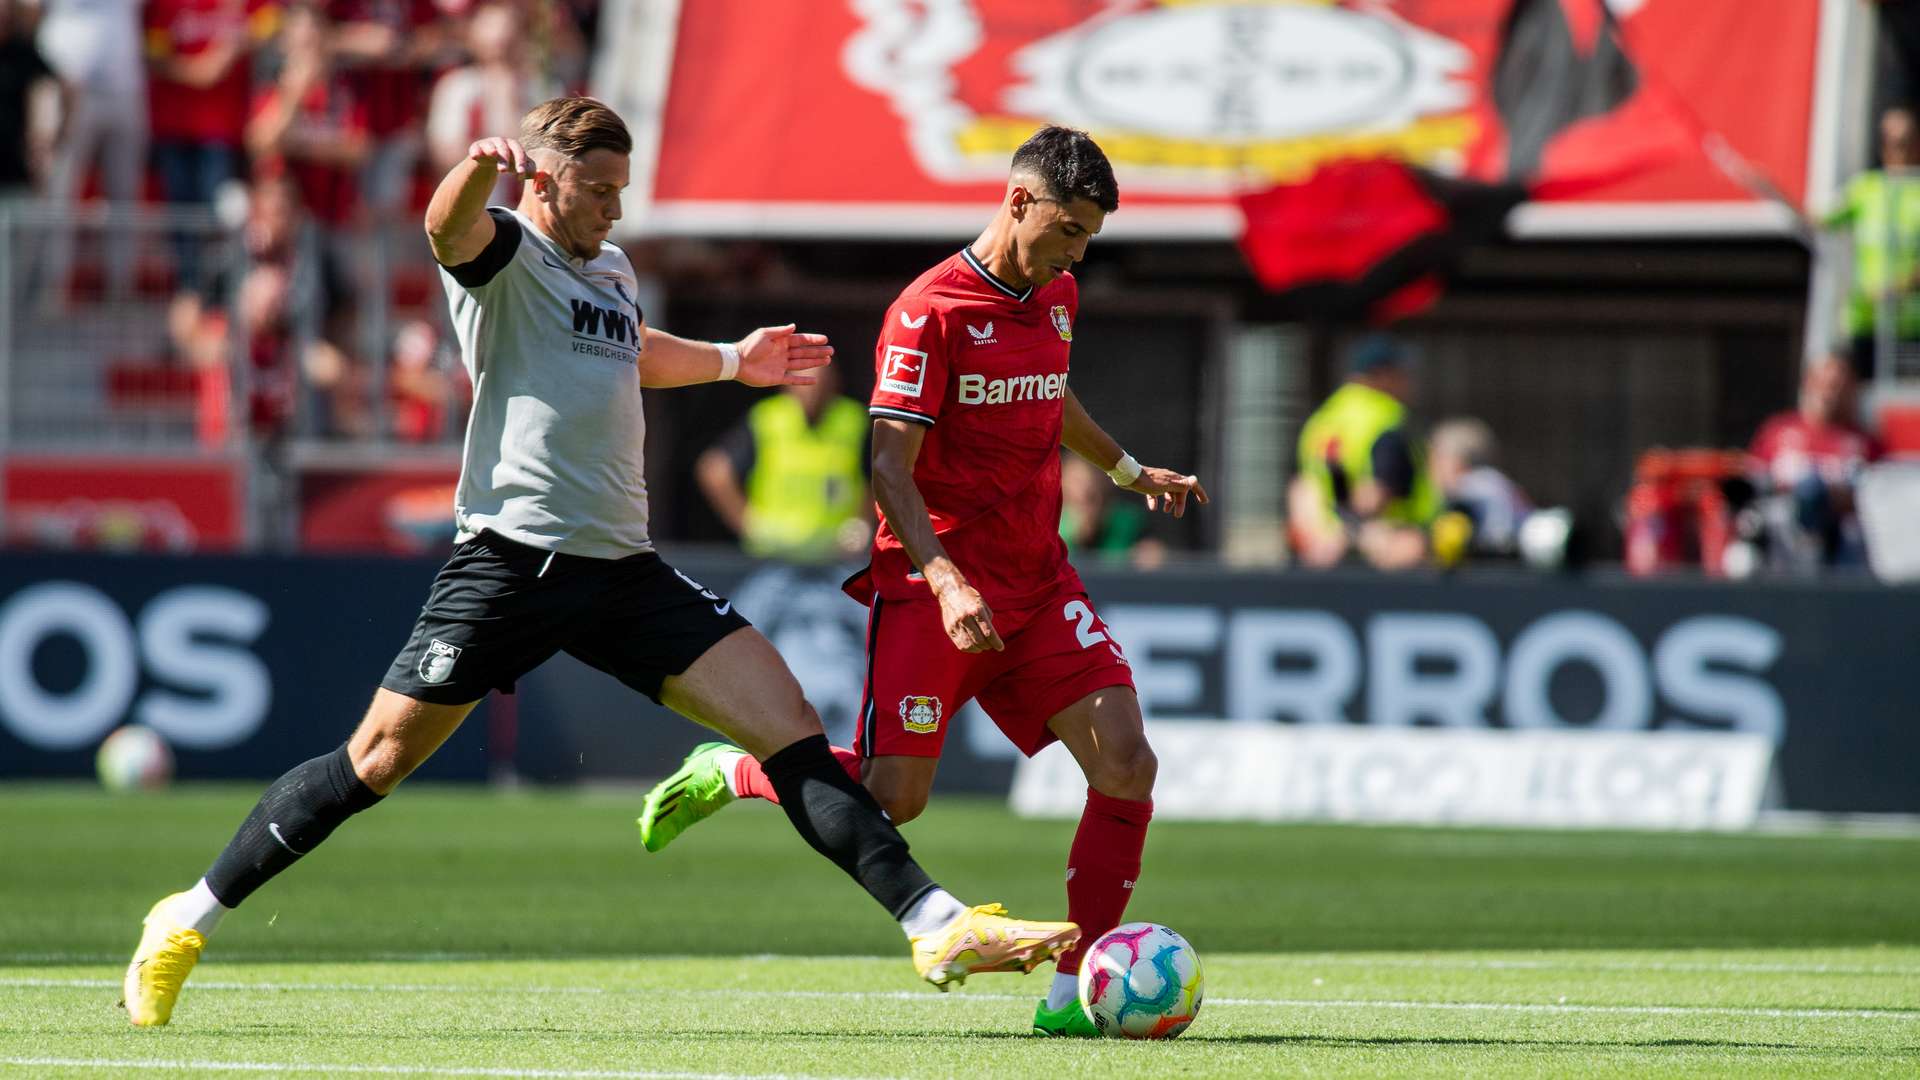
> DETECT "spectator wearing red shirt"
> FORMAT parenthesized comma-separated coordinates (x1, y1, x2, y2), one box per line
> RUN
(326, 0, 447, 218)
(1747, 352, 1884, 570)
(245, 3, 369, 229)
(144, 0, 279, 205)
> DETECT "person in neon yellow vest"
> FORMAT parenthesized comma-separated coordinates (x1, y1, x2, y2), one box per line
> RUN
(696, 364, 872, 562)
(1826, 106, 1920, 380)
(1288, 334, 1436, 569)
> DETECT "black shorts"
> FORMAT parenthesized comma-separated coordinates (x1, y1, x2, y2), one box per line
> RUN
(380, 531, 753, 705)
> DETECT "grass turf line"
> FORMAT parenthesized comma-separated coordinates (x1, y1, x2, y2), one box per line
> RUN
(1, 784, 1916, 1077)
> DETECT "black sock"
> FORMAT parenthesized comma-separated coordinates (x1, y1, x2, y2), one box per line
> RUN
(203, 744, 384, 907)
(761, 734, 936, 920)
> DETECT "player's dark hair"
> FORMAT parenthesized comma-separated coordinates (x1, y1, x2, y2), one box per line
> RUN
(521, 97, 633, 159)
(1010, 126, 1119, 214)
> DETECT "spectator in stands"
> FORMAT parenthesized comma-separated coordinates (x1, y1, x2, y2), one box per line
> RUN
(1060, 452, 1165, 570)
(1288, 334, 1435, 570)
(0, 0, 58, 200)
(36, 0, 145, 302)
(426, 0, 556, 209)
(1744, 352, 1884, 571)
(1826, 105, 1920, 380)
(246, 4, 369, 235)
(387, 315, 464, 442)
(168, 173, 352, 443)
(326, 0, 448, 220)
(144, 0, 278, 211)
(1427, 417, 1533, 563)
(695, 365, 871, 562)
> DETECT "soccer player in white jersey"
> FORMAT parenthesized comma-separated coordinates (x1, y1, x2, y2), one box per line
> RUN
(121, 98, 1078, 1028)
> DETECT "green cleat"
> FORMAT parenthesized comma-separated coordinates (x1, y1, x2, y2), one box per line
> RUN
(1032, 997, 1100, 1037)
(637, 741, 738, 853)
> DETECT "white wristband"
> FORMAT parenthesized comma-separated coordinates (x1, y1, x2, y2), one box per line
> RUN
(715, 342, 740, 382)
(1106, 452, 1142, 487)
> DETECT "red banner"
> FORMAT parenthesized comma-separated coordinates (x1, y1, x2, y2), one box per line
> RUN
(299, 467, 459, 554)
(3, 457, 244, 552)
(641, 0, 1819, 236)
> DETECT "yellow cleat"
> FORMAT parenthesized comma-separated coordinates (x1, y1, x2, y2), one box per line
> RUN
(121, 894, 205, 1027)
(910, 903, 1079, 991)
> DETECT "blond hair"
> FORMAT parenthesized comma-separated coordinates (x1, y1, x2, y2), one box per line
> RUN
(520, 97, 632, 159)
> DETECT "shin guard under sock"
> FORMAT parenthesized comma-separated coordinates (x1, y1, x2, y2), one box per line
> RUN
(204, 743, 384, 907)
(1057, 788, 1153, 974)
(761, 734, 934, 919)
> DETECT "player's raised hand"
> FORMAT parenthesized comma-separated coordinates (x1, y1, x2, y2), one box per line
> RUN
(936, 581, 1004, 654)
(469, 137, 536, 179)
(1129, 467, 1209, 517)
(735, 324, 835, 388)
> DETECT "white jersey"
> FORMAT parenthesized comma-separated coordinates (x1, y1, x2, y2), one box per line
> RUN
(440, 207, 653, 559)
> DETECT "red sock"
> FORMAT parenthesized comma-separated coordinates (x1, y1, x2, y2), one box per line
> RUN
(733, 745, 860, 804)
(1056, 788, 1153, 974)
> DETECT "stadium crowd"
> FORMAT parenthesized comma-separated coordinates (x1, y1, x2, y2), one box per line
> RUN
(4, 0, 596, 444)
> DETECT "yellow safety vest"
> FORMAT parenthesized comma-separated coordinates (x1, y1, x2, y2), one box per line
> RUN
(1834, 170, 1920, 338)
(1296, 382, 1436, 527)
(743, 395, 868, 561)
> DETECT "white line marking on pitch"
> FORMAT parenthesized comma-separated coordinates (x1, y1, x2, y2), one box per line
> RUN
(12, 952, 1920, 977)
(0, 1059, 883, 1080)
(7, 979, 1916, 1021)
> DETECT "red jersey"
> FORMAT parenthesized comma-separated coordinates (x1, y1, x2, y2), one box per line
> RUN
(859, 248, 1081, 608)
(1749, 413, 1883, 490)
(145, 0, 280, 143)
(248, 81, 370, 225)
(325, 0, 438, 137)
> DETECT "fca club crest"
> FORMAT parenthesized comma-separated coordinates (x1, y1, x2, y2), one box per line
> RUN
(900, 695, 943, 734)
(419, 639, 462, 684)
(1049, 305, 1072, 341)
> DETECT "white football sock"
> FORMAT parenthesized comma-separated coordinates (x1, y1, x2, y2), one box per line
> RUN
(899, 887, 967, 938)
(1046, 971, 1080, 1011)
(170, 878, 230, 937)
(715, 751, 747, 796)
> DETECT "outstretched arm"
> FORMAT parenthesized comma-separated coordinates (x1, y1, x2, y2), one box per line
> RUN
(871, 419, 1003, 654)
(1061, 387, 1209, 517)
(638, 324, 833, 389)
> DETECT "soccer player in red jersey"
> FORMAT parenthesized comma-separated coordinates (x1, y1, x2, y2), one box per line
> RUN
(639, 127, 1206, 1037)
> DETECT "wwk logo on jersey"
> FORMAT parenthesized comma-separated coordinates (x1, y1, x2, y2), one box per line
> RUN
(900, 694, 942, 734)
(880, 345, 929, 397)
(419, 639, 462, 684)
(966, 321, 996, 345)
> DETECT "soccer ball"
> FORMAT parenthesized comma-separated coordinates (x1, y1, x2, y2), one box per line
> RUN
(1077, 921, 1204, 1039)
(96, 725, 174, 792)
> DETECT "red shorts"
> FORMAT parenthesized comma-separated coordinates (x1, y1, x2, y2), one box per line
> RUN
(853, 580, 1136, 759)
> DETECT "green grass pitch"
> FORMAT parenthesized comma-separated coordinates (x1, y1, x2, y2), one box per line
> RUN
(2, 783, 1917, 1078)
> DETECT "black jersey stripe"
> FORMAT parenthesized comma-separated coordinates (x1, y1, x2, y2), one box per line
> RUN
(959, 246, 1032, 302)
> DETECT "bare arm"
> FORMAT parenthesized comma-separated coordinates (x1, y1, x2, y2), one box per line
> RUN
(424, 136, 532, 266)
(871, 419, 1003, 653)
(694, 448, 749, 535)
(639, 324, 833, 389)
(1061, 386, 1210, 517)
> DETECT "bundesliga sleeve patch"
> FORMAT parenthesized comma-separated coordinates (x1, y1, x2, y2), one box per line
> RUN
(879, 345, 930, 398)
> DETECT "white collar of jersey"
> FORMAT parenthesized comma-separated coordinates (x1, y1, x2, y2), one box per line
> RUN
(960, 246, 1033, 303)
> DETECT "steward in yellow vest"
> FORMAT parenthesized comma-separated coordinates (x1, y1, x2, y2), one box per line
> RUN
(1288, 335, 1436, 570)
(696, 377, 870, 562)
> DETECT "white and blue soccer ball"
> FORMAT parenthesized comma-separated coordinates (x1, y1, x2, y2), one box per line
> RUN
(1077, 921, 1205, 1039)
(96, 725, 174, 792)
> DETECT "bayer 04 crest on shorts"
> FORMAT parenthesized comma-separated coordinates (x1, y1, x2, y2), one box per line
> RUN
(1077, 921, 1205, 1039)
